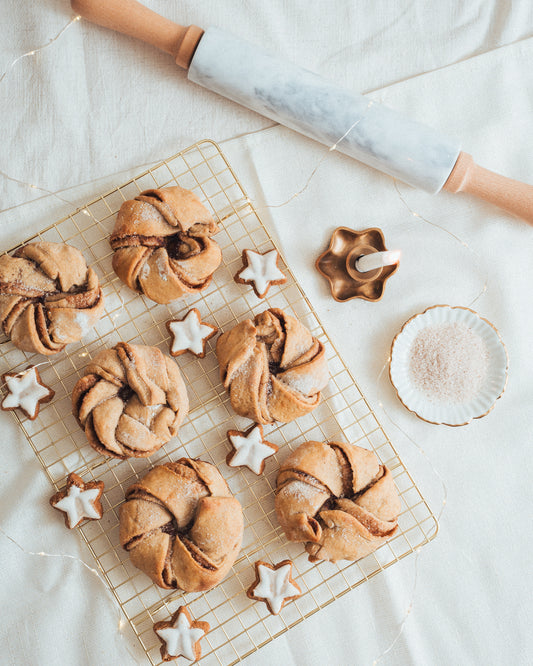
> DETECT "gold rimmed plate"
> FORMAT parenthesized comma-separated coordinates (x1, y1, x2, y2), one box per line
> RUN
(389, 305, 508, 426)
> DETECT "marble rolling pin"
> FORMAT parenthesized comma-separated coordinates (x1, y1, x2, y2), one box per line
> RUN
(72, 0, 533, 225)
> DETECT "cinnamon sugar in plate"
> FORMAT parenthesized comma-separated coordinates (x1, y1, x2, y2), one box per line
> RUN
(409, 322, 489, 404)
(389, 305, 508, 426)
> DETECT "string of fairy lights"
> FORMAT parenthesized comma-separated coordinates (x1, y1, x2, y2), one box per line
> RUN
(0, 522, 140, 661)
(0, 10, 490, 665)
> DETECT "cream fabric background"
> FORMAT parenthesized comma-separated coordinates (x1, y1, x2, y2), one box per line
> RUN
(1, 2, 532, 665)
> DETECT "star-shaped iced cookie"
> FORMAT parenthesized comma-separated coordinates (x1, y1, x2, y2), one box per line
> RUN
(49, 472, 104, 529)
(226, 424, 279, 475)
(235, 249, 287, 298)
(154, 605, 210, 662)
(247, 560, 301, 615)
(1, 365, 55, 420)
(166, 308, 218, 358)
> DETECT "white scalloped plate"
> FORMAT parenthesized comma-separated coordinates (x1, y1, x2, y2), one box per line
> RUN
(389, 305, 508, 426)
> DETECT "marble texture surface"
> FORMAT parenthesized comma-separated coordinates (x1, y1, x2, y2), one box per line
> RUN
(3, 4, 533, 665)
(188, 27, 461, 194)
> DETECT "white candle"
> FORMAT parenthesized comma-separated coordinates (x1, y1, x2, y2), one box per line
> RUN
(355, 250, 401, 273)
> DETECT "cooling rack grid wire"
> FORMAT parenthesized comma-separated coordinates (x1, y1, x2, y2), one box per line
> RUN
(0, 140, 437, 665)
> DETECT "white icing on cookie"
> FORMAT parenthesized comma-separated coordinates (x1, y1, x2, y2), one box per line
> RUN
(168, 310, 216, 356)
(52, 484, 102, 528)
(2, 367, 53, 419)
(252, 562, 300, 614)
(238, 249, 286, 297)
(156, 611, 206, 660)
(228, 426, 277, 475)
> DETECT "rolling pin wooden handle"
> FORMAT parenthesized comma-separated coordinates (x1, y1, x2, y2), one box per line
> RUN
(70, 0, 203, 68)
(444, 152, 533, 226)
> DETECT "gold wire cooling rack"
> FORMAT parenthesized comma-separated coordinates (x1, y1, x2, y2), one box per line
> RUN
(0, 139, 437, 665)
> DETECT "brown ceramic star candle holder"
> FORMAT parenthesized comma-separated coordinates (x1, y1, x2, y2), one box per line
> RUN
(316, 227, 400, 302)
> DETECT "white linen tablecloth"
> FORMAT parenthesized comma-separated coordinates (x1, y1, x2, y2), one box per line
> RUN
(1, 2, 532, 665)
